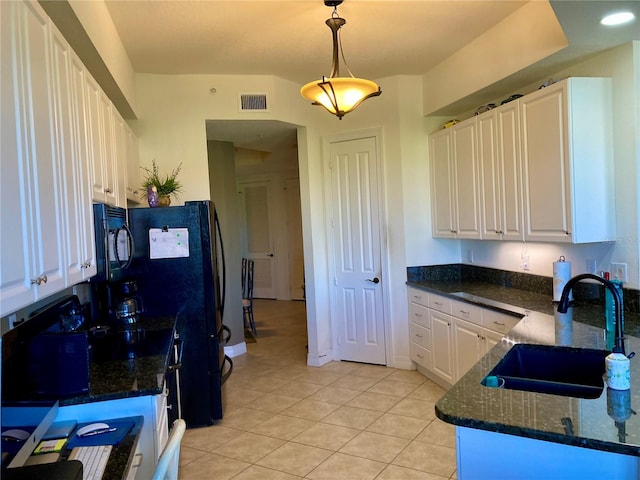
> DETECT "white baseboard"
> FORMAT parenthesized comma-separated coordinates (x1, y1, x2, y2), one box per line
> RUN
(307, 350, 333, 367)
(224, 341, 247, 358)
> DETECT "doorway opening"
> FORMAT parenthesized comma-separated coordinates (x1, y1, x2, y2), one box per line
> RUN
(205, 120, 305, 344)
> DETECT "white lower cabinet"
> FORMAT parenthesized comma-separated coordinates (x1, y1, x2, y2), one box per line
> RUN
(430, 310, 455, 384)
(408, 288, 522, 387)
(453, 318, 504, 379)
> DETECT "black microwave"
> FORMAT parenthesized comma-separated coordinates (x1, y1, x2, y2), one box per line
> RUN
(93, 204, 134, 283)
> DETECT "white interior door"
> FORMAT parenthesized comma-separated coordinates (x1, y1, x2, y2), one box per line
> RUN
(240, 180, 276, 299)
(285, 177, 305, 300)
(330, 136, 386, 365)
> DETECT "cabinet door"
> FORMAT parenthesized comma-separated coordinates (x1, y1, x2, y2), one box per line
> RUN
(496, 102, 524, 241)
(125, 124, 141, 203)
(477, 111, 501, 239)
(478, 104, 524, 241)
(430, 129, 456, 238)
(454, 318, 483, 380)
(520, 83, 572, 242)
(86, 73, 107, 203)
(483, 328, 503, 354)
(100, 91, 118, 206)
(430, 310, 455, 385)
(452, 121, 481, 239)
(0, 0, 33, 315)
(50, 26, 85, 287)
(69, 52, 96, 279)
(14, 0, 65, 300)
(113, 111, 128, 207)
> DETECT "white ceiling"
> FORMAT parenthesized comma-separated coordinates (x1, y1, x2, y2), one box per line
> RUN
(102, 0, 639, 166)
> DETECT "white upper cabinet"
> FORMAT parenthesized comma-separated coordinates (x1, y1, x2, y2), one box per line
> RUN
(430, 77, 615, 244)
(430, 121, 481, 239)
(50, 28, 96, 285)
(125, 124, 141, 204)
(0, 0, 135, 316)
(112, 110, 128, 207)
(87, 73, 129, 208)
(68, 51, 97, 280)
(0, 0, 66, 315)
(520, 77, 615, 243)
(451, 121, 481, 239)
(478, 101, 524, 241)
(430, 128, 456, 238)
(1, 0, 32, 314)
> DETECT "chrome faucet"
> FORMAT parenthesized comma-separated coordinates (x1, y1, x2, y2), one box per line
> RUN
(556, 273, 625, 355)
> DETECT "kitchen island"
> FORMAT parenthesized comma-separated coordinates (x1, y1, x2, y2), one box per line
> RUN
(408, 270, 640, 479)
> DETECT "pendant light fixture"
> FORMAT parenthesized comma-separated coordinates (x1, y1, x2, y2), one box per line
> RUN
(300, 0, 381, 120)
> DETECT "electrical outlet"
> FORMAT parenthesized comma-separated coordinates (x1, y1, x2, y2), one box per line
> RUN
(521, 255, 530, 271)
(467, 249, 474, 263)
(610, 262, 628, 282)
(586, 259, 597, 274)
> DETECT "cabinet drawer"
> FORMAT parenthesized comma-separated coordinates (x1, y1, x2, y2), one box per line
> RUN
(428, 294, 452, 314)
(408, 287, 429, 307)
(410, 322, 432, 349)
(482, 309, 521, 334)
(410, 342, 433, 370)
(409, 302, 430, 329)
(451, 299, 483, 326)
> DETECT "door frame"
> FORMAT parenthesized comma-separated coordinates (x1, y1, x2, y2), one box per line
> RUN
(323, 127, 392, 365)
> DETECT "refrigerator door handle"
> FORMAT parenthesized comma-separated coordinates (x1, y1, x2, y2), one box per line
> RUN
(168, 338, 184, 371)
(214, 209, 226, 319)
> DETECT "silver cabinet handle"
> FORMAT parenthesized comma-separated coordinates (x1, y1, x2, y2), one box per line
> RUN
(30, 275, 47, 285)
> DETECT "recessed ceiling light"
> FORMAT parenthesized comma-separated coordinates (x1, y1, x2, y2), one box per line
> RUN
(600, 11, 636, 26)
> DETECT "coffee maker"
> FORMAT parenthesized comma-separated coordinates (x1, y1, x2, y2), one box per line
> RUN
(114, 280, 145, 344)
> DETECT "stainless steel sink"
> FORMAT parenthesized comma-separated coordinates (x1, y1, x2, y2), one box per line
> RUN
(483, 343, 608, 399)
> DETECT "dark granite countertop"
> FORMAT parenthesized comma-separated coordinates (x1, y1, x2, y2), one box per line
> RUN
(407, 280, 640, 457)
(59, 315, 176, 407)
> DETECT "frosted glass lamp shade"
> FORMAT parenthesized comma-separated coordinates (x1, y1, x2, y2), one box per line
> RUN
(301, 76, 381, 119)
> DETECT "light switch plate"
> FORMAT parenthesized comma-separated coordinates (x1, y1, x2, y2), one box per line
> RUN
(610, 262, 628, 282)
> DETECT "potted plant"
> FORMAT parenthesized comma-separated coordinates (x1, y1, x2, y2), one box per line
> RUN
(140, 160, 182, 206)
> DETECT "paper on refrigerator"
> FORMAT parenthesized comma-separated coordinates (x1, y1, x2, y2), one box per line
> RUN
(149, 228, 190, 259)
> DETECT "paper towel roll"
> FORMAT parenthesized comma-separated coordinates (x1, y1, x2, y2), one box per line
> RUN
(553, 257, 572, 302)
(554, 309, 573, 345)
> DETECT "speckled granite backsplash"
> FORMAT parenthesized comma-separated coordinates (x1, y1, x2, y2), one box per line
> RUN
(407, 264, 639, 314)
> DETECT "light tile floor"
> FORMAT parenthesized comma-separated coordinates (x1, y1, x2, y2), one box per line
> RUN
(179, 299, 458, 479)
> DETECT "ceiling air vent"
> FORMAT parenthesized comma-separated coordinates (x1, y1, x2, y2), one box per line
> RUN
(239, 93, 269, 112)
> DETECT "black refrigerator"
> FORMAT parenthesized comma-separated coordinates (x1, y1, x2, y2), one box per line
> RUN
(127, 200, 232, 427)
